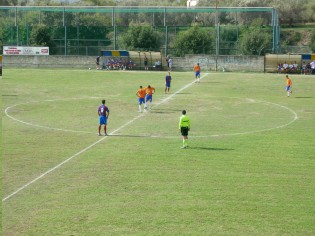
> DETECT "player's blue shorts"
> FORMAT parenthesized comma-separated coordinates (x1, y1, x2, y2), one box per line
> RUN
(195, 71, 200, 77)
(166, 82, 171, 88)
(99, 116, 107, 125)
(146, 94, 153, 102)
(286, 86, 291, 91)
(138, 98, 145, 105)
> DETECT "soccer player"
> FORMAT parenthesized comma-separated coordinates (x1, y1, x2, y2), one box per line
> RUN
(285, 75, 292, 97)
(165, 71, 172, 94)
(144, 85, 155, 110)
(98, 99, 110, 136)
(136, 85, 146, 112)
(179, 110, 191, 149)
(194, 62, 201, 82)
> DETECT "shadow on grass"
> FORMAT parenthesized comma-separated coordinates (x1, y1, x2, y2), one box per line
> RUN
(151, 108, 182, 113)
(109, 134, 151, 138)
(200, 81, 222, 84)
(188, 146, 234, 151)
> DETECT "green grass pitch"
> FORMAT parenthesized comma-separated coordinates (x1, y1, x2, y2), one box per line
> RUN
(2, 68, 315, 235)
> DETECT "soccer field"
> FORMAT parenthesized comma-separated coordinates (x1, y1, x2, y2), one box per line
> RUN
(2, 69, 315, 235)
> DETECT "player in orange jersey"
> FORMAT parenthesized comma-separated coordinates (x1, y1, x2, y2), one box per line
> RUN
(136, 85, 146, 112)
(144, 85, 155, 110)
(193, 63, 201, 82)
(285, 75, 292, 97)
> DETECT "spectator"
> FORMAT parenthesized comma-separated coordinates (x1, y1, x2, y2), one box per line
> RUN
(168, 56, 173, 71)
(96, 56, 101, 70)
(144, 54, 149, 71)
(310, 61, 315, 74)
(282, 61, 289, 73)
(153, 59, 161, 70)
(128, 58, 135, 70)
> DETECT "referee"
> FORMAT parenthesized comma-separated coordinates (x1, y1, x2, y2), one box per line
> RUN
(179, 110, 191, 149)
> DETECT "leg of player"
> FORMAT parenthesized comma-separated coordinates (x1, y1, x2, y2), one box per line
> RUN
(104, 125, 107, 135)
(139, 104, 142, 112)
(98, 125, 102, 136)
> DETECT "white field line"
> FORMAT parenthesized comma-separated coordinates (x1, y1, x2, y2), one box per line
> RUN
(2, 73, 208, 202)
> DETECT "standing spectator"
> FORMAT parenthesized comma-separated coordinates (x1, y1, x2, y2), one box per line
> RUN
(165, 71, 172, 94)
(179, 110, 191, 149)
(136, 85, 146, 113)
(96, 56, 101, 70)
(98, 99, 110, 136)
(194, 63, 201, 83)
(144, 85, 155, 110)
(144, 55, 149, 71)
(168, 56, 173, 71)
(305, 62, 311, 75)
(166, 55, 170, 69)
(285, 75, 292, 97)
(310, 61, 315, 74)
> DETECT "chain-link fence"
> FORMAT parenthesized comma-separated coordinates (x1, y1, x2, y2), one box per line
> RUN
(0, 6, 279, 56)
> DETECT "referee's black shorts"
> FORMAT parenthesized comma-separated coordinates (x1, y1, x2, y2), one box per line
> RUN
(181, 127, 189, 136)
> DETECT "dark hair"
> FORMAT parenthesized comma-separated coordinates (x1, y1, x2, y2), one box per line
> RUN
(102, 99, 105, 104)
(182, 110, 186, 115)
(140, 85, 142, 88)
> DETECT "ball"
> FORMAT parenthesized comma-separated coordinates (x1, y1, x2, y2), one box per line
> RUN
(89, 68, 91, 70)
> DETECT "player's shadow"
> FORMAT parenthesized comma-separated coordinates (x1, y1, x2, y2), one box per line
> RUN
(200, 81, 222, 84)
(188, 147, 234, 151)
(151, 108, 182, 113)
(109, 134, 151, 138)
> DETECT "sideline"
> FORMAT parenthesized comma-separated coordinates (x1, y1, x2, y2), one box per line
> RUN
(2, 73, 209, 202)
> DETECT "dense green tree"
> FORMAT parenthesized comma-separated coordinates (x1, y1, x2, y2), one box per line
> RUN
(237, 27, 272, 55)
(119, 25, 162, 51)
(173, 26, 214, 56)
(30, 25, 56, 53)
(310, 30, 315, 53)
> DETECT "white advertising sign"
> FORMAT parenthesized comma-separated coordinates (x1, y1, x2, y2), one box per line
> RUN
(3, 46, 49, 55)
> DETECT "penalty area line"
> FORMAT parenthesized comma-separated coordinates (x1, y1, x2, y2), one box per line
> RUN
(2, 73, 209, 202)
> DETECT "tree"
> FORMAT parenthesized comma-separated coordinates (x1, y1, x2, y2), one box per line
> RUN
(119, 25, 162, 51)
(30, 25, 56, 54)
(173, 26, 214, 57)
(237, 27, 272, 55)
(310, 30, 315, 53)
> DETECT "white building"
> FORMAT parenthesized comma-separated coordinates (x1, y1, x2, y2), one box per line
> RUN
(187, 0, 199, 7)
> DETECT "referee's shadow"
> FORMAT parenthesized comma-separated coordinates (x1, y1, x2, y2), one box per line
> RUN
(188, 147, 234, 151)
(151, 108, 182, 114)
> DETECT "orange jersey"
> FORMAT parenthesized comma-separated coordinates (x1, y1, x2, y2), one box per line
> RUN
(194, 64, 200, 72)
(145, 86, 155, 95)
(136, 88, 146, 98)
(286, 78, 292, 86)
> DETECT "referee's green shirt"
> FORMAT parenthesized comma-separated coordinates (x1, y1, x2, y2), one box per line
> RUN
(179, 115, 191, 129)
